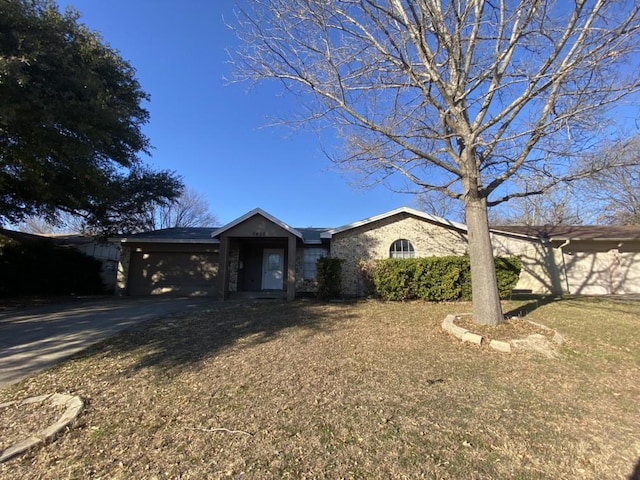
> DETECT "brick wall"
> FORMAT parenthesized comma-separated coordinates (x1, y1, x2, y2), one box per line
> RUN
(330, 213, 469, 296)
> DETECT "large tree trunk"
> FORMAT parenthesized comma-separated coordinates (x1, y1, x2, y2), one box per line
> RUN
(465, 196, 504, 326)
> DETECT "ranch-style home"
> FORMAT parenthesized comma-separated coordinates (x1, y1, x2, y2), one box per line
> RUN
(115, 207, 640, 299)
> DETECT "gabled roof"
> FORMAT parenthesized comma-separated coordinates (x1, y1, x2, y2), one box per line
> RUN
(120, 227, 220, 244)
(491, 225, 640, 242)
(110, 206, 640, 246)
(321, 206, 468, 238)
(211, 208, 304, 240)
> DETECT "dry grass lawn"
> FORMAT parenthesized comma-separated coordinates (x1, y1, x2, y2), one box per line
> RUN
(1, 296, 639, 479)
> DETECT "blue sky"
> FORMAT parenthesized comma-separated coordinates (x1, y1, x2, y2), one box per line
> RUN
(57, 0, 415, 229)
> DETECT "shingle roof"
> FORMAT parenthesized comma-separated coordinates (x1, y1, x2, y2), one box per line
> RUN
(120, 227, 220, 243)
(296, 228, 328, 244)
(491, 225, 640, 241)
(45, 234, 102, 246)
(114, 208, 640, 245)
(0, 228, 51, 244)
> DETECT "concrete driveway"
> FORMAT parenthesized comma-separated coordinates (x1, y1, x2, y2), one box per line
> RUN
(0, 296, 212, 389)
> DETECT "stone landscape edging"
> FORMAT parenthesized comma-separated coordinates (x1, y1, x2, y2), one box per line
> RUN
(0, 393, 84, 463)
(441, 314, 565, 354)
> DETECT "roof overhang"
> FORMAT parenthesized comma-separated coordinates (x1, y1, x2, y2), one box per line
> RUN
(551, 236, 640, 243)
(119, 238, 220, 244)
(488, 228, 542, 241)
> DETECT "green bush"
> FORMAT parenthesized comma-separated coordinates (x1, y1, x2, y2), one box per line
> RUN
(316, 257, 344, 299)
(370, 259, 415, 301)
(357, 259, 377, 297)
(413, 257, 467, 301)
(368, 255, 521, 302)
(495, 256, 523, 299)
(0, 240, 104, 297)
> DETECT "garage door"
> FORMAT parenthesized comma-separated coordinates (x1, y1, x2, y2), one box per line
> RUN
(127, 251, 219, 296)
(564, 251, 640, 295)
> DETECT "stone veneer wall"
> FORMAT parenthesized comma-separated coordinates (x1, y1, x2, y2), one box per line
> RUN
(228, 246, 240, 293)
(295, 248, 313, 293)
(295, 246, 330, 294)
(330, 213, 469, 297)
(116, 245, 131, 295)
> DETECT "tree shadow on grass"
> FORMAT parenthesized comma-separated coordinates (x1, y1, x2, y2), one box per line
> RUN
(504, 294, 640, 319)
(629, 457, 640, 480)
(70, 299, 355, 376)
(503, 294, 565, 318)
(564, 295, 640, 316)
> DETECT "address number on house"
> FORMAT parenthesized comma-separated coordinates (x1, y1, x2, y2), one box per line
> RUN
(253, 231, 266, 237)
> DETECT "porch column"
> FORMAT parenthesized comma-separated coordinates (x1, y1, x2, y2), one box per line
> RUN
(219, 236, 230, 300)
(287, 235, 297, 301)
(115, 244, 130, 296)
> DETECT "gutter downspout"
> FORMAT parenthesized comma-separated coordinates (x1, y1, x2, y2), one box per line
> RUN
(558, 239, 571, 294)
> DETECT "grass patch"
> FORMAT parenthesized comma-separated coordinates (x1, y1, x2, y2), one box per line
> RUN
(1, 298, 639, 478)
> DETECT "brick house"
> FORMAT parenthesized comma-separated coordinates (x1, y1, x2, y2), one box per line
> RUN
(115, 207, 640, 299)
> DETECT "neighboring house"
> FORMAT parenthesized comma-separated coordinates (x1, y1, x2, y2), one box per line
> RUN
(114, 207, 640, 299)
(491, 225, 640, 295)
(0, 228, 120, 292)
(46, 234, 121, 292)
(0, 228, 49, 245)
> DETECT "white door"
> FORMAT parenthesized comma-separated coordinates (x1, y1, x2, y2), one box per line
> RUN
(262, 249, 284, 290)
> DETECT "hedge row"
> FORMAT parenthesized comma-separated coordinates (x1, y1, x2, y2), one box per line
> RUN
(0, 240, 105, 297)
(366, 255, 521, 302)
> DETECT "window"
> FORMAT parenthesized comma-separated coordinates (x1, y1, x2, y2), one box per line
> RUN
(303, 248, 327, 280)
(390, 239, 415, 259)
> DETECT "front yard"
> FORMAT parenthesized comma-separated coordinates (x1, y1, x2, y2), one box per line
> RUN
(1, 297, 639, 479)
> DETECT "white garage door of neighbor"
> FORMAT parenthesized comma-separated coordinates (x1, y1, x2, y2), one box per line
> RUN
(564, 251, 640, 295)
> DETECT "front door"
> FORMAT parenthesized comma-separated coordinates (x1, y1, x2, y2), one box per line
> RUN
(262, 248, 284, 290)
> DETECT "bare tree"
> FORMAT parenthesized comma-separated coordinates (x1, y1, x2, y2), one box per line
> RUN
(151, 188, 218, 229)
(488, 181, 583, 226)
(579, 136, 640, 225)
(591, 168, 640, 225)
(17, 216, 59, 235)
(233, 0, 640, 325)
(18, 211, 86, 235)
(18, 188, 217, 234)
(416, 191, 465, 222)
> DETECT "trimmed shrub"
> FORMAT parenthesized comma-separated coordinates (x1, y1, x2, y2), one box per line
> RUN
(495, 256, 523, 299)
(368, 255, 521, 302)
(316, 257, 344, 299)
(370, 258, 415, 301)
(357, 259, 377, 297)
(413, 257, 468, 301)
